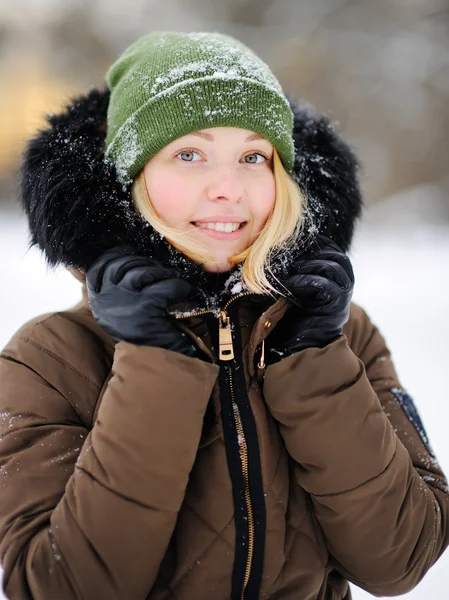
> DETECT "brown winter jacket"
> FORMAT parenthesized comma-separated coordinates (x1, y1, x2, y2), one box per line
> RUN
(0, 280, 448, 600)
(2, 88, 448, 599)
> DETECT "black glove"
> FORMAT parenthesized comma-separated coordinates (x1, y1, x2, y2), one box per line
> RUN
(265, 237, 355, 365)
(86, 246, 198, 357)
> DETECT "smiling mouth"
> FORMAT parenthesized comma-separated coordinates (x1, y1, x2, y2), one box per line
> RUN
(190, 222, 247, 232)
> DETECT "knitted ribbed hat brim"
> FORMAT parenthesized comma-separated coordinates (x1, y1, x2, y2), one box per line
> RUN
(106, 76, 294, 183)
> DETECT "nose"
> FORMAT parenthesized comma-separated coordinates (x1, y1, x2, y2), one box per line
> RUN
(205, 166, 244, 203)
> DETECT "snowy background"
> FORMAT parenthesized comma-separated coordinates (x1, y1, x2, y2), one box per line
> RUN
(1, 193, 448, 598)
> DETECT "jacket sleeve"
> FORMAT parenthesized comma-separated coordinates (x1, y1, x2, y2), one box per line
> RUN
(262, 302, 449, 596)
(0, 325, 220, 600)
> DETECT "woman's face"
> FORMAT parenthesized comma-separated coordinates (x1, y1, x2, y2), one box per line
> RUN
(143, 127, 276, 272)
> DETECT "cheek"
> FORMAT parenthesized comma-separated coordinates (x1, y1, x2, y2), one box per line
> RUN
(144, 167, 194, 226)
(251, 172, 276, 225)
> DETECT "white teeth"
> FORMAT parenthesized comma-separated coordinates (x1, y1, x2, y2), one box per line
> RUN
(194, 222, 242, 232)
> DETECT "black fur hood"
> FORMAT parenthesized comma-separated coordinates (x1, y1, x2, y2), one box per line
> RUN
(19, 88, 363, 307)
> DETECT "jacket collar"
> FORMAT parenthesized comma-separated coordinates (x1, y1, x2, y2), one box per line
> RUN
(19, 88, 363, 310)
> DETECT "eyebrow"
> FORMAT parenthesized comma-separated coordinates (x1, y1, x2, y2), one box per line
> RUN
(189, 131, 266, 142)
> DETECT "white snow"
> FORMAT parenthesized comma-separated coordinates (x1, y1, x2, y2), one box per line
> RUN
(0, 209, 448, 598)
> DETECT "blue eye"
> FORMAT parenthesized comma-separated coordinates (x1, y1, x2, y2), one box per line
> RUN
(176, 149, 202, 162)
(243, 153, 267, 164)
(174, 149, 269, 163)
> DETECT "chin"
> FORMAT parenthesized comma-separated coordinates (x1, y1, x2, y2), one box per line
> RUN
(201, 243, 250, 273)
(202, 262, 232, 273)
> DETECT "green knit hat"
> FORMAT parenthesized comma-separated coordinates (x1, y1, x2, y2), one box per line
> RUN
(105, 31, 295, 184)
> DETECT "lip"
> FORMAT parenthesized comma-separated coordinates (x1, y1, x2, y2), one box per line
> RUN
(191, 221, 247, 240)
(192, 216, 247, 223)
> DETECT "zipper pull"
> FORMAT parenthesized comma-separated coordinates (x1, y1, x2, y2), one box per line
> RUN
(257, 339, 265, 370)
(218, 310, 234, 361)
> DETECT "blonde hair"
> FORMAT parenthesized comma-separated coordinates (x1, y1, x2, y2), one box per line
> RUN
(131, 148, 307, 297)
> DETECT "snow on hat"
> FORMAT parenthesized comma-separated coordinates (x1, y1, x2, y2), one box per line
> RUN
(105, 31, 295, 184)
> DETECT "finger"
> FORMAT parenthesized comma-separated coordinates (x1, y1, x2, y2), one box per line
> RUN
(294, 259, 351, 288)
(146, 278, 195, 308)
(315, 235, 345, 254)
(297, 237, 349, 269)
(110, 257, 173, 286)
(324, 254, 354, 286)
(284, 273, 340, 302)
(295, 248, 349, 273)
(119, 264, 176, 291)
(315, 250, 354, 281)
(86, 246, 136, 293)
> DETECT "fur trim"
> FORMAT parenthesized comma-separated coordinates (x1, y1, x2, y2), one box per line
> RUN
(19, 88, 362, 305)
(289, 100, 362, 253)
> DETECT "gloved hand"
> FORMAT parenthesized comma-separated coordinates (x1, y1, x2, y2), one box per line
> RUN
(86, 246, 198, 357)
(265, 236, 355, 365)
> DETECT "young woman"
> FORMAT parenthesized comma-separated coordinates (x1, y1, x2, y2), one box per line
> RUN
(0, 31, 448, 600)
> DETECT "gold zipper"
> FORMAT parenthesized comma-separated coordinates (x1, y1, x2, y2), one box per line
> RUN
(173, 308, 216, 319)
(218, 292, 253, 361)
(172, 291, 255, 321)
(173, 291, 256, 362)
(218, 310, 234, 360)
(174, 291, 256, 597)
(257, 339, 265, 370)
(221, 292, 256, 598)
(230, 376, 255, 599)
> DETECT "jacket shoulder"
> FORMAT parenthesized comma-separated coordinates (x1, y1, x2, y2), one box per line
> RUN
(345, 302, 377, 349)
(344, 302, 393, 368)
(1, 303, 114, 426)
